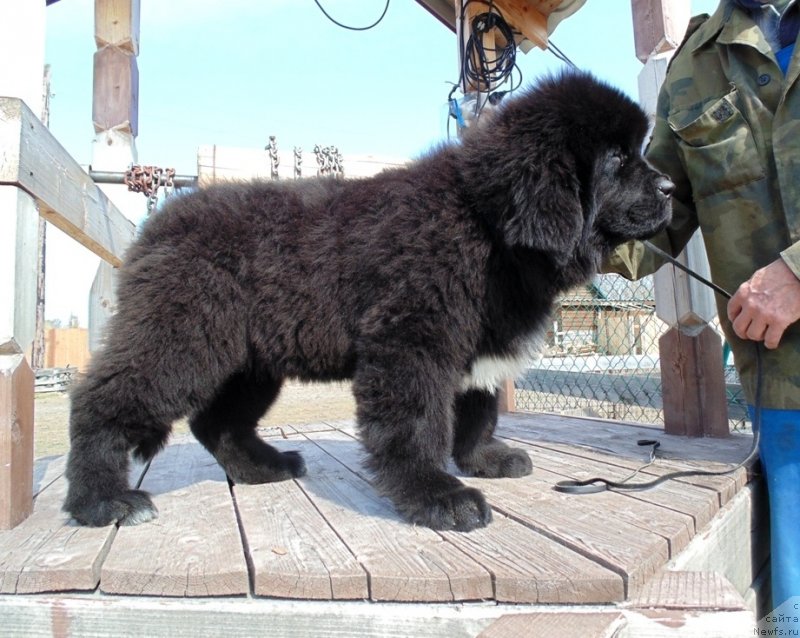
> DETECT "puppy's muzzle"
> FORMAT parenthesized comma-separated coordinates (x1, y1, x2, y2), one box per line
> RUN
(656, 175, 675, 198)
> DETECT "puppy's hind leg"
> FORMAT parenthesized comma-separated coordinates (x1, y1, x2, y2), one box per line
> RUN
(452, 389, 532, 478)
(189, 366, 306, 484)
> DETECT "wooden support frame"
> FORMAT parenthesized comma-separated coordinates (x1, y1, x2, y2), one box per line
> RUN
(0, 92, 133, 531)
(0, 97, 135, 267)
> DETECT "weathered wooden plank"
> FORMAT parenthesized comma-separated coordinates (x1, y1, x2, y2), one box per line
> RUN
(0, 471, 116, 593)
(100, 442, 249, 597)
(0, 98, 135, 266)
(0, 594, 531, 638)
(466, 470, 668, 594)
(518, 440, 719, 535)
(233, 445, 368, 599)
(0, 354, 34, 530)
(500, 412, 752, 462)
(513, 444, 695, 557)
(498, 413, 749, 503)
(296, 432, 493, 602)
(32, 455, 65, 498)
(441, 512, 624, 603)
(319, 422, 683, 594)
(624, 608, 757, 637)
(0, 592, 759, 638)
(630, 571, 747, 611)
(288, 429, 627, 605)
(478, 611, 626, 638)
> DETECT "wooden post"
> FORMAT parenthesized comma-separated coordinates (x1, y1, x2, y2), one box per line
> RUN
(0, 0, 46, 528)
(632, 0, 729, 437)
(89, 0, 142, 351)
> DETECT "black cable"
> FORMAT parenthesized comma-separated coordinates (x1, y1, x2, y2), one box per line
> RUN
(449, 0, 522, 124)
(465, 2, 519, 90)
(546, 40, 578, 69)
(555, 241, 764, 494)
(643, 241, 732, 300)
(312, 0, 390, 31)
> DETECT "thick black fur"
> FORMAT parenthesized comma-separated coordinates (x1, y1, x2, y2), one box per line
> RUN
(64, 71, 673, 531)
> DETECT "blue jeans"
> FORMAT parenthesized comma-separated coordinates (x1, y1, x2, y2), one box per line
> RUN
(750, 406, 800, 610)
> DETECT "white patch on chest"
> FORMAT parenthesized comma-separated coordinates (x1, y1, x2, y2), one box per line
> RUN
(462, 333, 545, 392)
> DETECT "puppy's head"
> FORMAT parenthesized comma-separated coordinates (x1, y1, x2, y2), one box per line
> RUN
(462, 70, 673, 263)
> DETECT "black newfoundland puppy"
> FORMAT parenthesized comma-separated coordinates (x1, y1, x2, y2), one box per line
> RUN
(64, 71, 673, 532)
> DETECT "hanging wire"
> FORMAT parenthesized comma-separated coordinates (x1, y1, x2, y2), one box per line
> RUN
(448, 0, 523, 130)
(547, 39, 578, 68)
(312, 0, 390, 31)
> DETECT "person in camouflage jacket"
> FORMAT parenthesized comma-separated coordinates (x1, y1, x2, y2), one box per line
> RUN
(608, 0, 800, 613)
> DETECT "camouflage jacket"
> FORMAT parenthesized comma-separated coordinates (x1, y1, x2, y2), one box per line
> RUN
(607, 1, 800, 409)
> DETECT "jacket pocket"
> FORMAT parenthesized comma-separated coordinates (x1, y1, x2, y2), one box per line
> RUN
(668, 87, 764, 199)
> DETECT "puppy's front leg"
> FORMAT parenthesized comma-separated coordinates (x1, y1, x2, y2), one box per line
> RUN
(453, 388, 533, 478)
(352, 347, 492, 532)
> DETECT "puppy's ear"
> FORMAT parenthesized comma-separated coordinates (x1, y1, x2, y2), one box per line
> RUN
(503, 167, 584, 263)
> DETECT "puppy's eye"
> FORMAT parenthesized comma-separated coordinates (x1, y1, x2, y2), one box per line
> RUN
(611, 154, 625, 171)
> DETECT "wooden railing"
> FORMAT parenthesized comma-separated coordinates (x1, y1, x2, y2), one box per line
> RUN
(0, 96, 135, 529)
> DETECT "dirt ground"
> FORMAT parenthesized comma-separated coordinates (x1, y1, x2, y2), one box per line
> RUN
(33, 381, 357, 459)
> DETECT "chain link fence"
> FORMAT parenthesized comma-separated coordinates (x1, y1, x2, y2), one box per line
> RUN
(513, 274, 750, 432)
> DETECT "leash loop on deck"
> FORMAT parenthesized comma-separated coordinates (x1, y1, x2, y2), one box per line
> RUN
(554, 241, 763, 495)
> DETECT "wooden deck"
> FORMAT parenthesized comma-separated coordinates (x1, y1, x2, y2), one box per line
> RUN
(0, 413, 766, 637)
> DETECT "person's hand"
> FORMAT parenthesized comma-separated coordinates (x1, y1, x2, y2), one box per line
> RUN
(728, 258, 800, 349)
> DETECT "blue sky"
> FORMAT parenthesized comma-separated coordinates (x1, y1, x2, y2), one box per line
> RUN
(42, 0, 719, 325)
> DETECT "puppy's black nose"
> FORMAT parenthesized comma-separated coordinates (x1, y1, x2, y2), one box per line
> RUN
(657, 176, 675, 197)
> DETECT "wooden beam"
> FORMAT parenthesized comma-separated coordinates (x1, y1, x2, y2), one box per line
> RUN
(493, 0, 548, 49)
(0, 98, 135, 267)
(631, 0, 691, 63)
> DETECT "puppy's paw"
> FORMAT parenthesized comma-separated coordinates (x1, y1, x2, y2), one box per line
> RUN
(226, 449, 306, 484)
(498, 448, 533, 477)
(65, 489, 158, 527)
(457, 443, 533, 478)
(281, 450, 307, 478)
(407, 485, 492, 532)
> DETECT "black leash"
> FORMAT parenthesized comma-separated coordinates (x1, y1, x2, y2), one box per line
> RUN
(554, 241, 763, 494)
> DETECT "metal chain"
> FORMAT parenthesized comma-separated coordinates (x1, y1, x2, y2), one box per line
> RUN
(313, 144, 344, 178)
(266, 136, 280, 180)
(293, 146, 303, 179)
(124, 165, 176, 215)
